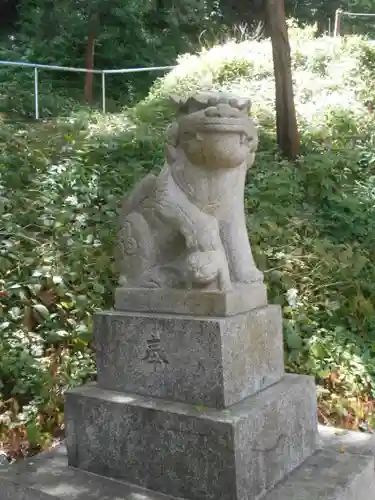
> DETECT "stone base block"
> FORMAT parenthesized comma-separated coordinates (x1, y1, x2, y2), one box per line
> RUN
(94, 305, 284, 408)
(0, 426, 374, 500)
(65, 374, 317, 500)
(114, 282, 267, 316)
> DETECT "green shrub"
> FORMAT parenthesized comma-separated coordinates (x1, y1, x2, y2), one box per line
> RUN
(0, 112, 165, 455)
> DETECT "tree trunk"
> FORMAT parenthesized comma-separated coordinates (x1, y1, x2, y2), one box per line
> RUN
(84, 13, 98, 104)
(266, 0, 300, 159)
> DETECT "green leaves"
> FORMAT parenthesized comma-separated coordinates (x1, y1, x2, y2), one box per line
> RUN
(286, 331, 303, 350)
(33, 304, 50, 319)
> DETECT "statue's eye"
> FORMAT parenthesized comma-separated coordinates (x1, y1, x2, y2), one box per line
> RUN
(241, 134, 253, 145)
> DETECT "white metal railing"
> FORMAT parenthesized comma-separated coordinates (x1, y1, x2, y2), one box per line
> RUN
(334, 9, 375, 37)
(100, 65, 175, 115)
(0, 60, 175, 119)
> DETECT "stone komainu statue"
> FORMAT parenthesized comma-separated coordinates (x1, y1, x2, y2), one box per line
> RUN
(117, 91, 263, 292)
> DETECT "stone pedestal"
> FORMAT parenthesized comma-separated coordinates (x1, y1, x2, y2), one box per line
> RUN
(94, 306, 284, 407)
(114, 283, 268, 316)
(65, 375, 316, 500)
(64, 302, 320, 500)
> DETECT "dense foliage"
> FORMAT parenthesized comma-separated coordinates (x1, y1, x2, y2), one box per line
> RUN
(0, 0, 225, 116)
(2, 0, 375, 118)
(2, 20, 375, 456)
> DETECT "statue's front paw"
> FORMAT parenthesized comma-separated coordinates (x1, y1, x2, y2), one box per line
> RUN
(186, 251, 219, 285)
(186, 250, 233, 291)
(218, 269, 232, 291)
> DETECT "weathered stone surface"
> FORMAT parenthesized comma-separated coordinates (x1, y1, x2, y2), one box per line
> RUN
(0, 426, 374, 500)
(65, 374, 317, 500)
(116, 92, 264, 297)
(319, 424, 375, 456)
(94, 305, 284, 408)
(114, 282, 267, 316)
(0, 445, 180, 500)
(262, 449, 374, 500)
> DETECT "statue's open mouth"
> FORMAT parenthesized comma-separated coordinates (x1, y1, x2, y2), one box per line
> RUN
(180, 116, 253, 135)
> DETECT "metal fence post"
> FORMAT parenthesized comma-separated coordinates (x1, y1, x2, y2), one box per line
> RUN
(334, 9, 342, 37)
(102, 71, 106, 114)
(34, 67, 39, 120)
